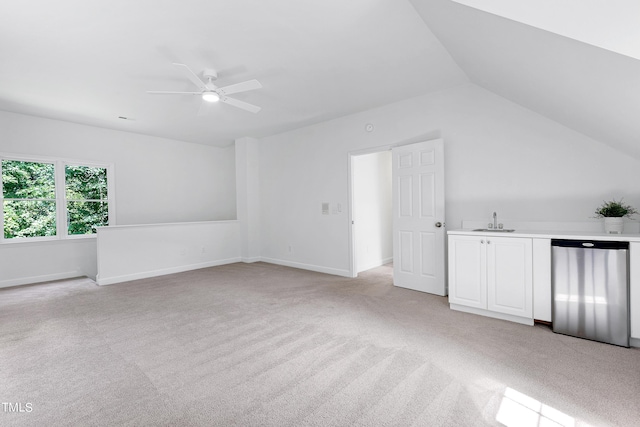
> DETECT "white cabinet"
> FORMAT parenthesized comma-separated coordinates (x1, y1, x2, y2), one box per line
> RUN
(448, 235, 486, 309)
(487, 236, 533, 319)
(448, 234, 533, 325)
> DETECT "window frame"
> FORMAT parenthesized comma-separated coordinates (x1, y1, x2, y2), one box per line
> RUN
(1, 153, 115, 244)
(1, 158, 57, 240)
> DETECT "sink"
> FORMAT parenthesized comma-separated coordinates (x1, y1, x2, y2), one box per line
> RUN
(473, 228, 516, 232)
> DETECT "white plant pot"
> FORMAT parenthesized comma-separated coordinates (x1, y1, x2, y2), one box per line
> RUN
(604, 217, 624, 234)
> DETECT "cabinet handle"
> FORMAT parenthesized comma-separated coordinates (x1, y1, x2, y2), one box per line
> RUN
(480, 240, 485, 244)
(487, 240, 491, 244)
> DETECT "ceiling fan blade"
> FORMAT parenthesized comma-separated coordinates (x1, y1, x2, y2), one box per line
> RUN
(217, 79, 262, 96)
(147, 91, 202, 95)
(172, 63, 207, 91)
(220, 96, 261, 113)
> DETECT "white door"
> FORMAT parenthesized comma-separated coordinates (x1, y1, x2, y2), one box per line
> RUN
(392, 139, 446, 295)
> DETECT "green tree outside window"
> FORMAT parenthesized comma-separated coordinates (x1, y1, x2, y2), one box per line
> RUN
(1, 160, 110, 239)
(2, 160, 57, 238)
(65, 165, 109, 235)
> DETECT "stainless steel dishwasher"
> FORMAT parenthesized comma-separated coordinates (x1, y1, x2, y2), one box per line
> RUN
(551, 239, 630, 347)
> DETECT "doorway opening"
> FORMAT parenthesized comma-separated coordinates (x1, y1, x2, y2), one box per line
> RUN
(348, 138, 446, 295)
(349, 149, 393, 276)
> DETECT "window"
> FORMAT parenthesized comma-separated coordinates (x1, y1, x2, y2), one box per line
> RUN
(2, 160, 57, 238)
(1, 156, 113, 241)
(65, 165, 109, 235)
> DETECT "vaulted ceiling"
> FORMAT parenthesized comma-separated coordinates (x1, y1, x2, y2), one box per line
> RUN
(410, 0, 640, 160)
(1, 0, 638, 159)
(0, 0, 466, 147)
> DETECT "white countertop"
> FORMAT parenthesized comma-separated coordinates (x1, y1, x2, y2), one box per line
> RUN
(448, 229, 640, 242)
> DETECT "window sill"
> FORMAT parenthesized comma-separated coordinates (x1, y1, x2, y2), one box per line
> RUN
(0, 234, 97, 245)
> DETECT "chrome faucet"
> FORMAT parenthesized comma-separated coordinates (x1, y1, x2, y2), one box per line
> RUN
(493, 212, 498, 229)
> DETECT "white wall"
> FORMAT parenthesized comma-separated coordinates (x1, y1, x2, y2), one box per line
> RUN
(0, 239, 97, 288)
(258, 83, 640, 275)
(0, 111, 237, 286)
(235, 137, 261, 262)
(5, 82, 640, 286)
(96, 221, 241, 285)
(0, 111, 236, 224)
(353, 151, 392, 273)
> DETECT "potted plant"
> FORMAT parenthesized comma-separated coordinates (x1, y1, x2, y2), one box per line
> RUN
(594, 198, 638, 234)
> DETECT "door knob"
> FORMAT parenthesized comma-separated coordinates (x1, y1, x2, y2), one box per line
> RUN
(435, 222, 443, 228)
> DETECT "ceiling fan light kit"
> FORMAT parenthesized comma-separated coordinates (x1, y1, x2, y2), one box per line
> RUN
(147, 63, 262, 113)
(202, 92, 220, 102)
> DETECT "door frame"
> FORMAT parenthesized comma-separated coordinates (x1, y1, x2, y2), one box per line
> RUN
(347, 138, 447, 280)
(348, 144, 394, 278)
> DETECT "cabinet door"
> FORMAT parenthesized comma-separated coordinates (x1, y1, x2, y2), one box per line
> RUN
(487, 237, 533, 318)
(448, 235, 486, 309)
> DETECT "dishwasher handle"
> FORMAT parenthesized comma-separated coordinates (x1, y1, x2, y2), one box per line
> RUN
(551, 239, 629, 250)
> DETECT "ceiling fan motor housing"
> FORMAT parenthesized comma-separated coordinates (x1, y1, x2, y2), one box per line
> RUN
(202, 69, 218, 81)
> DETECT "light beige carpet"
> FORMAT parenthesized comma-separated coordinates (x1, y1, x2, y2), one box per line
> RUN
(0, 262, 638, 426)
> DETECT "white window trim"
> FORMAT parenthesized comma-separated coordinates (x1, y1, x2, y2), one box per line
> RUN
(0, 152, 116, 244)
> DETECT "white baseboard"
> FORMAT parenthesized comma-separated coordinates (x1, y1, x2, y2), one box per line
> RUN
(96, 256, 351, 286)
(0, 271, 84, 289)
(357, 257, 393, 273)
(96, 257, 241, 285)
(630, 337, 639, 348)
(259, 257, 352, 277)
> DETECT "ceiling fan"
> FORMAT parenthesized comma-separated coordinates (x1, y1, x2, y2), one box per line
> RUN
(147, 63, 262, 114)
